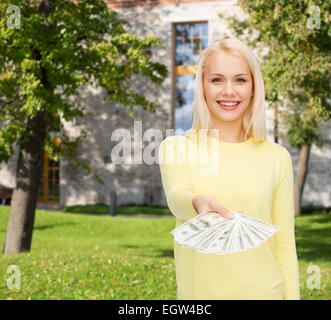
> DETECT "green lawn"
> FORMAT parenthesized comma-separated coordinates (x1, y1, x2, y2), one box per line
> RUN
(0, 206, 330, 300)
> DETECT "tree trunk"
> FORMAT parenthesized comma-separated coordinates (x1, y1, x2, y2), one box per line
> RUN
(274, 102, 279, 144)
(3, 110, 49, 253)
(294, 144, 311, 216)
(3, 0, 55, 254)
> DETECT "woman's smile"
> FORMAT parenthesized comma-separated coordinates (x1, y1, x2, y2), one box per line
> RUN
(217, 100, 241, 110)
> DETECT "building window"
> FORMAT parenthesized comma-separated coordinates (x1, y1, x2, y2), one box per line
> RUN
(173, 22, 208, 133)
(38, 151, 60, 204)
(104, 156, 111, 164)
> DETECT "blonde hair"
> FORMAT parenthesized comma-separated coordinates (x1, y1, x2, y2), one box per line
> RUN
(187, 38, 266, 143)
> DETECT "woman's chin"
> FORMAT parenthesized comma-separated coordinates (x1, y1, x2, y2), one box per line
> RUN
(213, 111, 243, 123)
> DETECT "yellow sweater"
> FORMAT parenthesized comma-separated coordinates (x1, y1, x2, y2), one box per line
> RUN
(158, 129, 300, 300)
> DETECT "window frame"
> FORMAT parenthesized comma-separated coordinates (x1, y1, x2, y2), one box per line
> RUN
(171, 21, 208, 131)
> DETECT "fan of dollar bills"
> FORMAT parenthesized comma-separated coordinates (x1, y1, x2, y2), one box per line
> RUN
(170, 211, 280, 255)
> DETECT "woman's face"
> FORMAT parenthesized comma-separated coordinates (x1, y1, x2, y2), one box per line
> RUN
(202, 50, 254, 126)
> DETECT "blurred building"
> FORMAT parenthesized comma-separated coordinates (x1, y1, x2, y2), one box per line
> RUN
(0, 0, 330, 209)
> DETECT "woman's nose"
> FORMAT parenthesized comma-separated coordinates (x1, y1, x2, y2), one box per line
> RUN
(223, 81, 235, 96)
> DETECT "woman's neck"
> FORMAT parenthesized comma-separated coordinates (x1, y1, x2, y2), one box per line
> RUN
(207, 123, 247, 143)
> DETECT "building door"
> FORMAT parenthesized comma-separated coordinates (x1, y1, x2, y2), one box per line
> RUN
(172, 22, 208, 132)
(37, 148, 60, 204)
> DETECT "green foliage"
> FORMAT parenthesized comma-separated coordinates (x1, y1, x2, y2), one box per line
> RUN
(0, 0, 168, 181)
(0, 206, 330, 299)
(219, 0, 330, 148)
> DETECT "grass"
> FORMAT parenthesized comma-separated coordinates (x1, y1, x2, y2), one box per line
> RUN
(61, 203, 331, 216)
(0, 206, 176, 300)
(0, 206, 330, 300)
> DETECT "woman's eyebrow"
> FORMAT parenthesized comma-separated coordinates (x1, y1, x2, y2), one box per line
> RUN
(208, 73, 249, 77)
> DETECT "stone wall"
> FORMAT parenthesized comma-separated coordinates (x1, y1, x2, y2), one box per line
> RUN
(0, 120, 19, 190)
(0, 0, 330, 208)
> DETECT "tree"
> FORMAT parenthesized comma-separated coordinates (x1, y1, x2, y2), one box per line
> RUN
(0, 0, 168, 253)
(219, 0, 331, 215)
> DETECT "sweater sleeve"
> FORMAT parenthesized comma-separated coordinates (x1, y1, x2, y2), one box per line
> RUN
(158, 136, 199, 220)
(271, 148, 300, 300)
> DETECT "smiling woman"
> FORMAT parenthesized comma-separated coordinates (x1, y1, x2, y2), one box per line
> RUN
(191, 38, 266, 144)
(158, 38, 300, 300)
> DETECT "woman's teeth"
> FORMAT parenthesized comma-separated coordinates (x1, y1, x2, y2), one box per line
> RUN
(217, 101, 240, 106)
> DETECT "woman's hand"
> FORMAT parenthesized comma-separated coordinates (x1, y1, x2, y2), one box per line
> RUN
(192, 195, 243, 219)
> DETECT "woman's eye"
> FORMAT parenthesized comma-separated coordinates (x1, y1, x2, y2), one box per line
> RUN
(211, 78, 247, 83)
